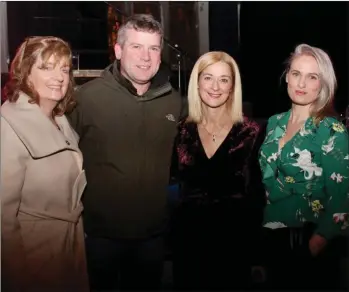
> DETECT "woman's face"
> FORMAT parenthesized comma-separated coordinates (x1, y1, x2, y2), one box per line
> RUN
(286, 55, 321, 106)
(27, 54, 70, 104)
(198, 61, 233, 109)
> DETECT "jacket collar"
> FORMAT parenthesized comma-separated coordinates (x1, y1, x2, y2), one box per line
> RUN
(264, 110, 317, 145)
(102, 60, 172, 101)
(1, 92, 80, 158)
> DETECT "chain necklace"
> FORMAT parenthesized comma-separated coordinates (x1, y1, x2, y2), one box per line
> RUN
(201, 125, 224, 143)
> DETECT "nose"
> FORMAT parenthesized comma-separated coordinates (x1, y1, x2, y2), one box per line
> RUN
(298, 76, 306, 88)
(140, 48, 150, 61)
(53, 69, 64, 82)
(211, 78, 219, 91)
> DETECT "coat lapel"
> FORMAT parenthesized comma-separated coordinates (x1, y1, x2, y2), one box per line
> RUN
(1, 93, 80, 159)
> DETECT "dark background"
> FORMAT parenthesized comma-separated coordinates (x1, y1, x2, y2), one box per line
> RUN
(5, 1, 349, 118)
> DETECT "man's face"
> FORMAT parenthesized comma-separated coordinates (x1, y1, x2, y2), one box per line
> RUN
(114, 29, 162, 87)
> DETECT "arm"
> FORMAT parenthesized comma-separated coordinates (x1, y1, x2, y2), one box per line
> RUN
(315, 124, 349, 240)
(168, 126, 182, 206)
(1, 118, 29, 289)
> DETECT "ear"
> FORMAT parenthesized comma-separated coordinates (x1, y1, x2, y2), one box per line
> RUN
(285, 72, 289, 83)
(114, 43, 122, 60)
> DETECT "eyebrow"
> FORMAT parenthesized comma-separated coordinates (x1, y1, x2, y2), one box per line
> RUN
(129, 43, 160, 48)
(202, 73, 232, 78)
(39, 62, 70, 68)
(290, 69, 319, 76)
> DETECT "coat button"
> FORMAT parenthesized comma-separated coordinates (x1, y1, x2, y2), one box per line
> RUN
(66, 140, 70, 145)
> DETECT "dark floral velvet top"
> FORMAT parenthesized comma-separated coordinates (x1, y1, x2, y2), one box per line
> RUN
(170, 117, 266, 226)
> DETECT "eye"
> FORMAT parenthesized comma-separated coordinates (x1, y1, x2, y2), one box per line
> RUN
(151, 47, 160, 52)
(220, 78, 229, 83)
(40, 65, 54, 71)
(132, 45, 140, 49)
(310, 75, 318, 80)
(62, 68, 70, 74)
(292, 72, 299, 77)
(203, 76, 211, 81)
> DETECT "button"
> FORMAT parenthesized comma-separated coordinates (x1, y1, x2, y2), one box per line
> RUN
(66, 140, 70, 145)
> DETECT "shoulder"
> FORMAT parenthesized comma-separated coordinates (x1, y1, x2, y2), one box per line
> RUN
(74, 77, 107, 101)
(317, 116, 348, 140)
(1, 101, 25, 129)
(163, 88, 184, 114)
(1, 114, 28, 155)
(239, 117, 260, 137)
(176, 118, 195, 132)
(267, 111, 288, 126)
(1, 100, 17, 116)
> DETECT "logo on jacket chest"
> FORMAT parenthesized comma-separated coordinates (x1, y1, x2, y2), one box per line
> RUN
(165, 114, 176, 122)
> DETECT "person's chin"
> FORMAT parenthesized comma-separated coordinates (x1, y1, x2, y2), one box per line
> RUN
(291, 99, 312, 107)
(49, 95, 65, 102)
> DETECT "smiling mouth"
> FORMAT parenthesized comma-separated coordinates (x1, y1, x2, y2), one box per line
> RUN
(48, 86, 62, 90)
(137, 65, 150, 70)
(208, 93, 222, 98)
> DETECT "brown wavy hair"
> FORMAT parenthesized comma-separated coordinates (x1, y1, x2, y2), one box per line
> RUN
(3, 36, 76, 116)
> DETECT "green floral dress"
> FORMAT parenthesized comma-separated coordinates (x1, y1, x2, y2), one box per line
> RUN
(259, 110, 349, 240)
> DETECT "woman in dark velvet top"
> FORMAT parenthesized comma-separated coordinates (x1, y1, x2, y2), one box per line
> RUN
(170, 51, 266, 290)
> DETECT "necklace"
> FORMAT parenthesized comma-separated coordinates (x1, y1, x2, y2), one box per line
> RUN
(201, 125, 224, 143)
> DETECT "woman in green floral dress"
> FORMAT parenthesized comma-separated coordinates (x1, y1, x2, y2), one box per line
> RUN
(259, 44, 349, 290)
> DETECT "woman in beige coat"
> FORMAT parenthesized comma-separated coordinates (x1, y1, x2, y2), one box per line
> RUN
(1, 36, 89, 291)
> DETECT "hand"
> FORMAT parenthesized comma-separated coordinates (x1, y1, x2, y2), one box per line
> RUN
(309, 234, 327, 256)
(251, 265, 266, 283)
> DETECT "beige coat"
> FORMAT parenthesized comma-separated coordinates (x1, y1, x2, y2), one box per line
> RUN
(1, 93, 89, 291)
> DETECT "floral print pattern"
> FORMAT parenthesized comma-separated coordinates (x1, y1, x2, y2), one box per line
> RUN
(259, 110, 349, 239)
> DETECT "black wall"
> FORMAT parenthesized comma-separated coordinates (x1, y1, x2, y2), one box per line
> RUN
(209, 2, 349, 118)
(7, 1, 109, 69)
(6, 2, 349, 118)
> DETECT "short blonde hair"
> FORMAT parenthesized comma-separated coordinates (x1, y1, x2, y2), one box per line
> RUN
(187, 51, 243, 124)
(4, 36, 75, 117)
(286, 43, 337, 123)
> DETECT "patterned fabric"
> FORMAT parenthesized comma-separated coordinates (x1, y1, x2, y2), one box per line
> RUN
(169, 117, 266, 231)
(171, 117, 264, 203)
(259, 110, 349, 239)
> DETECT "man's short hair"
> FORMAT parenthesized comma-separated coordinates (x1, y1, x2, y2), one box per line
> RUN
(117, 14, 164, 48)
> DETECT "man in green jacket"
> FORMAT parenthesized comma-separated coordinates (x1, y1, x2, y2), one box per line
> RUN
(68, 14, 185, 291)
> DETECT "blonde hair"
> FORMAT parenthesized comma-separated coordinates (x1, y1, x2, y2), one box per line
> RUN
(4, 36, 75, 117)
(286, 43, 337, 123)
(187, 51, 243, 124)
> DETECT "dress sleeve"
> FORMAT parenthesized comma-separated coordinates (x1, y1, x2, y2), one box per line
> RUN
(315, 121, 349, 240)
(1, 117, 29, 290)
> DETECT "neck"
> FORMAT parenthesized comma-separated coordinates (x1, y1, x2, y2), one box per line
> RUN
(290, 104, 311, 124)
(119, 69, 151, 96)
(133, 82, 151, 96)
(39, 99, 58, 120)
(201, 105, 230, 127)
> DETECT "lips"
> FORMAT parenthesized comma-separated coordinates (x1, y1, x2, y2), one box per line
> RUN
(137, 65, 150, 70)
(208, 93, 221, 98)
(295, 90, 306, 95)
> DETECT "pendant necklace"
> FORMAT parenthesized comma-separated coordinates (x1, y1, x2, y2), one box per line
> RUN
(202, 125, 224, 143)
